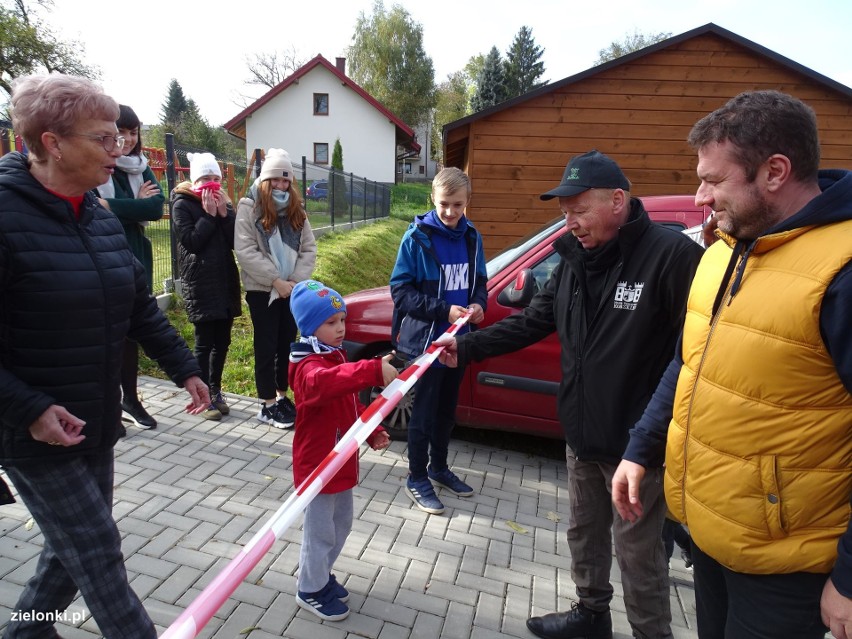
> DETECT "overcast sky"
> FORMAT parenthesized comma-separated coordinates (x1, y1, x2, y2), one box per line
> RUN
(43, 0, 852, 127)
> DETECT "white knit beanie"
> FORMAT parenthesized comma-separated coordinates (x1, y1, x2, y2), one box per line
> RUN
(259, 148, 295, 182)
(187, 152, 221, 183)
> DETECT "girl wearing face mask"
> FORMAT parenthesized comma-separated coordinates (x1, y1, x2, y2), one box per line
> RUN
(235, 149, 317, 429)
(171, 153, 242, 421)
(97, 104, 165, 430)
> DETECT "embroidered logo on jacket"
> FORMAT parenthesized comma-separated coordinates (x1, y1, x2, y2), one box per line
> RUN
(613, 281, 644, 310)
(442, 263, 469, 291)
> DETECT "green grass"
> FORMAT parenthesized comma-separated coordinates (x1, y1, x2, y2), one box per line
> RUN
(139, 183, 428, 397)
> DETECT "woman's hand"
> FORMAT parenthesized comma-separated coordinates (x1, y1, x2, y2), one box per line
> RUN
(272, 278, 294, 298)
(137, 180, 161, 200)
(201, 189, 218, 217)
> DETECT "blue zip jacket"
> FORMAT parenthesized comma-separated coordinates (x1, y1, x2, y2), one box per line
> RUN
(390, 211, 488, 358)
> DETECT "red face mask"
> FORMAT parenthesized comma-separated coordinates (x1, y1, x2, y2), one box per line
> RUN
(191, 180, 221, 195)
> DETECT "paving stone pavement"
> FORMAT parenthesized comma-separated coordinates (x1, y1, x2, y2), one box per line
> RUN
(0, 376, 698, 639)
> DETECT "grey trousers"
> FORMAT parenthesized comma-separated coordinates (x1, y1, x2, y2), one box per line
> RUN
(565, 448, 673, 639)
(298, 490, 354, 593)
(3, 450, 155, 639)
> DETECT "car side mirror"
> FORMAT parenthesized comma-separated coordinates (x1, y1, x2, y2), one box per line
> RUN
(497, 268, 536, 308)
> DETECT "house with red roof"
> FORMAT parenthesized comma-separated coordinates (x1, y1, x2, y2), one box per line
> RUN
(224, 55, 420, 184)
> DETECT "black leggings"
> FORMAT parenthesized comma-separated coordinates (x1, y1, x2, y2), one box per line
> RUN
(193, 318, 234, 391)
(245, 291, 297, 399)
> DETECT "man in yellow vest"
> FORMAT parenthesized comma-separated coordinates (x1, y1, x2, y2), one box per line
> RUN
(612, 90, 852, 638)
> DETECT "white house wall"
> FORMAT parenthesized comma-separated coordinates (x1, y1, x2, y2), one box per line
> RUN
(243, 66, 398, 184)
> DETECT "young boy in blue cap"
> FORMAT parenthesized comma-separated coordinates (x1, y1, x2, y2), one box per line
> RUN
(288, 279, 396, 621)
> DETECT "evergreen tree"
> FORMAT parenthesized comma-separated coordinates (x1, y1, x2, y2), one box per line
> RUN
(160, 79, 189, 129)
(471, 46, 507, 113)
(331, 138, 343, 170)
(504, 26, 546, 99)
(330, 138, 347, 209)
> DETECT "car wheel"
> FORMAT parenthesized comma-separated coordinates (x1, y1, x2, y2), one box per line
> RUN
(358, 352, 412, 441)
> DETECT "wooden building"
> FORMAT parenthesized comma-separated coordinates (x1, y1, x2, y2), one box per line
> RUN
(444, 23, 852, 255)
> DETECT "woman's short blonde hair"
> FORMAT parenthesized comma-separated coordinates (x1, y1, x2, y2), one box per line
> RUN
(11, 73, 119, 160)
(432, 167, 472, 198)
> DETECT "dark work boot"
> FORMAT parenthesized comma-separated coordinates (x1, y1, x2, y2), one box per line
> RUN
(526, 602, 613, 639)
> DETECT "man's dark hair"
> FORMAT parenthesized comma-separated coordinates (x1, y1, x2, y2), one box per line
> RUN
(687, 90, 820, 182)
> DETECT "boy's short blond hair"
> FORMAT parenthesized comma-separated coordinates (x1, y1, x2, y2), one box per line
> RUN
(432, 167, 471, 198)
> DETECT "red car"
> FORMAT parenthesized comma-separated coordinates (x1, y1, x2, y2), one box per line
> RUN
(343, 195, 710, 439)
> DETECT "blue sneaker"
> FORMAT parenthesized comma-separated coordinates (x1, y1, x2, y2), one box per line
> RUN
(406, 476, 445, 514)
(327, 573, 349, 602)
(296, 583, 350, 621)
(428, 466, 474, 497)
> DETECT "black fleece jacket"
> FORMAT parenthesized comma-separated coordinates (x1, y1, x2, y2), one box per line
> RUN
(456, 199, 704, 463)
(0, 152, 200, 466)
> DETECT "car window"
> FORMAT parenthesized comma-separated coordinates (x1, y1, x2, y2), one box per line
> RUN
(487, 217, 563, 279)
(530, 251, 561, 293)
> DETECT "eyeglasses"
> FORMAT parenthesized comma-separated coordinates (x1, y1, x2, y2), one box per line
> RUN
(68, 133, 126, 152)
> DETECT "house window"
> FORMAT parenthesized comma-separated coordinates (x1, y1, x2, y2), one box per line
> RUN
(314, 93, 329, 115)
(314, 143, 329, 164)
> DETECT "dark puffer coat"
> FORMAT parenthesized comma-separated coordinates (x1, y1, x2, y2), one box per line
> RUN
(170, 183, 242, 323)
(0, 152, 201, 466)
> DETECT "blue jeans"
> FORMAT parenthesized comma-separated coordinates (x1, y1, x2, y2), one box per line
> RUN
(692, 541, 829, 638)
(4, 450, 155, 639)
(406, 365, 465, 480)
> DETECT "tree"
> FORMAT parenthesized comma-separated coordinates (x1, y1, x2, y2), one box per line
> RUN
(504, 26, 546, 99)
(596, 29, 672, 64)
(471, 46, 507, 113)
(347, 1, 436, 127)
(244, 45, 306, 89)
(160, 79, 189, 129)
(431, 71, 469, 163)
(0, 0, 98, 98)
(330, 138, 347, 211)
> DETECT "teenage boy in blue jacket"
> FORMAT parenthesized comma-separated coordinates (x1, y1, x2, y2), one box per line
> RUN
(390, 167, 488, 515)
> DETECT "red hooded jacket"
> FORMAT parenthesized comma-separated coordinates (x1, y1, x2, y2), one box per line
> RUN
(289, 347, 386, 493)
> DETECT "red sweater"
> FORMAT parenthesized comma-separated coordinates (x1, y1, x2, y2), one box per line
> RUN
(289, 348, 386, 493)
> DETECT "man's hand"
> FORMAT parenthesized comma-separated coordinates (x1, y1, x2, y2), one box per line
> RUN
(182, 376, 211, 414)
(467, 303, 485, 324)
(29, 405, 86, 447)
(612, 459, 647, 522)
(380, 353, 399, 386)
(822, 577, 852, 639)
(448, 304, 468, 323)
(434, 335, 459, 367)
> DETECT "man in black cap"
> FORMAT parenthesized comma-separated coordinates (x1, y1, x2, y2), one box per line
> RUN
(437, 150, 704, 639)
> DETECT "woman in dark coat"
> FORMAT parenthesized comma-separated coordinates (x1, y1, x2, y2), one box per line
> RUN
(96, 104, 165, 429)
(0, 72, 208, 639)
(171, 152, 242, 420)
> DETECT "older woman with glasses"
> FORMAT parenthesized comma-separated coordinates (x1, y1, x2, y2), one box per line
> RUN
(0, 73, 209, 639)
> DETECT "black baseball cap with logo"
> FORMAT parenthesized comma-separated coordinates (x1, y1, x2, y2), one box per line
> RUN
(540, 150, 631, 200)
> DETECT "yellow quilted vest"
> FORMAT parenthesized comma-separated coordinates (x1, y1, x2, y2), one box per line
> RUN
(665, 220, 852, 574)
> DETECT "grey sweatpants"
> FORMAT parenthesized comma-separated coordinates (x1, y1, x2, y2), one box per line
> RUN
(298, 490, 354, 594)
(565, 448, 673, 639)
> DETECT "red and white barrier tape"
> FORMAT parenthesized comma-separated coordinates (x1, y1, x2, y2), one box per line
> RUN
(161, 313, 470, 639)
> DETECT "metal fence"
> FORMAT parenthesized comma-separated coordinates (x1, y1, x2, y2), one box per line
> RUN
(142, 138, 391, 296)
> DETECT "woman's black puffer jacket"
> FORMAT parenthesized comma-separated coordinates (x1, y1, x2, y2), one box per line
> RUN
(0, 152, 201, 466)
(170, 184, 242, 323)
